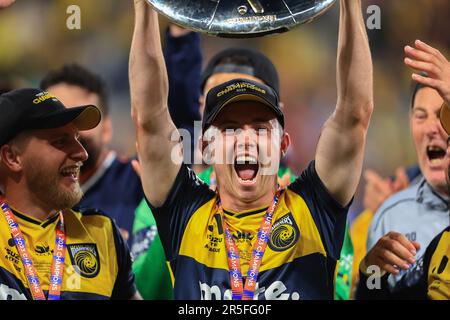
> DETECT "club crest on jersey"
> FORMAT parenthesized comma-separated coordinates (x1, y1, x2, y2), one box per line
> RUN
(67, 243, 100, 278)
(268, 212, 299, 252)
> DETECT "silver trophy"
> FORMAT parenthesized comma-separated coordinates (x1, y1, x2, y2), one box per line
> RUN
(147, 0, 337, 37)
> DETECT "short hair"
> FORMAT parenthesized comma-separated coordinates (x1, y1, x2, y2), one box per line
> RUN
(40, 63, 109, 115)
(216, 55, 254, 68)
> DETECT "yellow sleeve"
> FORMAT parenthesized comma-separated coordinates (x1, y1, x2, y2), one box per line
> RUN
(349, 209, 375, 291)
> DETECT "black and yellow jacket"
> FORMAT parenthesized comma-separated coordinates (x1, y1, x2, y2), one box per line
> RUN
(148, 162, 349, 300)
(0, 207, 136, 300)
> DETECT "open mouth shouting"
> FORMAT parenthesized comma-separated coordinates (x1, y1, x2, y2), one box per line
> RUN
(234, 155, 259, 186)
(426, 145, 446, 168)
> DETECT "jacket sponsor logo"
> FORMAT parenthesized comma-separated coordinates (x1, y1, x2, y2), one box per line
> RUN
(205, 214, 224, 253)
(268, 212, 299, 252)
(34, 243, 52, 256)
(199, 280, 300, 300)
(67, 243, 100, 278)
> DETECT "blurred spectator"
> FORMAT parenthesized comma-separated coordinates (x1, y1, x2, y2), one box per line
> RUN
(360, 42, 450, 293)
(356, 101, 450, 300)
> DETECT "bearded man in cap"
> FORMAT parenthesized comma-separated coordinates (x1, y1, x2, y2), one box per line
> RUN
(0, 89, 140, 300)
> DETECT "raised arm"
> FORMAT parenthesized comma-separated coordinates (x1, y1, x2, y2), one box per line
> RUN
(129, 0, 181, 207)
(315, 0, 374, 206)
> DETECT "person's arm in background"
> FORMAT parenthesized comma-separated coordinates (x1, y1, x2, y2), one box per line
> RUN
(164, 25, 201, 141)
(363, 167, 410, 213)
(314, 0, 373, 207)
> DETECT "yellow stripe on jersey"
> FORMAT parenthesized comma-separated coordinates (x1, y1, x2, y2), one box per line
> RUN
(167, 261, 175, 287)
(178, 189, 327, 275)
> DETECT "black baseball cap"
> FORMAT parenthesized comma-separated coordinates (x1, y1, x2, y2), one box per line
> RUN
(202, 78, 284, 133)
(201, 47, 280, 96)
(0, 88, 101, 146)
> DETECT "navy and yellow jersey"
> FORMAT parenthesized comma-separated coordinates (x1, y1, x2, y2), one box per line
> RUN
(0, 207, 136, 300)
(356, 226, 450, 300)
(147, 161, 349, 300)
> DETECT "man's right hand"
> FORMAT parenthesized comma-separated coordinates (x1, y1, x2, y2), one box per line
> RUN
(362, 231, 420, 275)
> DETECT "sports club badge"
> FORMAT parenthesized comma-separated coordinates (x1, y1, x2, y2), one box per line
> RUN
(67, 243, 100, 278)
(268, 213, 299, 252)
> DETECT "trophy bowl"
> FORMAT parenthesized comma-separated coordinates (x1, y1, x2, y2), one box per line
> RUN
(146, 0, 337, 38)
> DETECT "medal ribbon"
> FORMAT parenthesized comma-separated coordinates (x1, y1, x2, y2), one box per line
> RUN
(218, 188, 282, 300)
(0, 200, 66, 300)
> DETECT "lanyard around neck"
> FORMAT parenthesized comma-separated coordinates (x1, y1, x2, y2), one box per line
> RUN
(217, 188, 282, 300)
(0, 201, 66, 300)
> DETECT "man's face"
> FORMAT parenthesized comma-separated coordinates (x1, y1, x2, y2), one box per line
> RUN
(201, 72, 263, 116)
(46, 83, 111, 174)
(411, 87, 447, 194)
(206, 101, 289, 202)
(19, 124, 88, 210)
